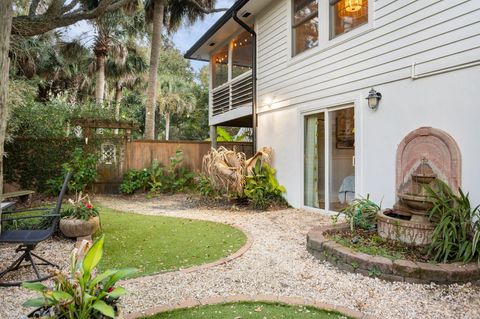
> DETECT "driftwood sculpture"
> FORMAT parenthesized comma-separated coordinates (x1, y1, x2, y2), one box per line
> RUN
(202, 146, 273, 196)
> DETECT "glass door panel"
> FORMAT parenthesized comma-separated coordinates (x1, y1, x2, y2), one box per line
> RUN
(329, 107, 355, 212)
(304, 113, 325, 209)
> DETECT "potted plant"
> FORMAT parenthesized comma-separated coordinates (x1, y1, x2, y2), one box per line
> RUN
(23, 236, 137, 318)
(59, 192, 100, 238)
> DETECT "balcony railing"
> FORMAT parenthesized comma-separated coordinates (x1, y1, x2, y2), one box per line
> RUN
(212, 71, 253, 116)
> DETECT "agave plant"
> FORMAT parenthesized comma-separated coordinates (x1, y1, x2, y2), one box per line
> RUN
(23, 236, 137, 319)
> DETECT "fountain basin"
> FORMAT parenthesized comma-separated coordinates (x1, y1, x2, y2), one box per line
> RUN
(398, 193, 434, 212)
(377, 209, 435, 246)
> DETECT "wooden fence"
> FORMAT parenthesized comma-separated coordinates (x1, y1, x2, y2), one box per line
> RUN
(126, 141, 253, 172)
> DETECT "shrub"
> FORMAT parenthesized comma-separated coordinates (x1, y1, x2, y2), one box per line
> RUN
(119, 150, 194, 195)
(119, 169, 150, 195)
(336, 196, 381, 231)
(63, 193, 99, 221)
(47, 148, 99, 195)
(23, 236, 137, 319)
(196, 173, 218, 199)
(243, 159, 286, 210)
(426, 181, 480, 263)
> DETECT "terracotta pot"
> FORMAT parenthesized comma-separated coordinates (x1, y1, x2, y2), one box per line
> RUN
(59, 216, 100, 238)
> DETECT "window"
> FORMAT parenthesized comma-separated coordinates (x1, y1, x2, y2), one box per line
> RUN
(212, 45, 229, 88)
(292, 0, 319, 56)
(329, 0, 368, 39)
(232, 30, 253, 79)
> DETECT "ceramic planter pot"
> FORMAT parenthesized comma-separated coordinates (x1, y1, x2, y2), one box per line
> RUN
(59, 216, 100, 238)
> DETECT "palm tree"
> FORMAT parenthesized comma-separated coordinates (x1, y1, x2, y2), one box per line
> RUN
(157, 75, 196, 140)
(143, 0, 224, 140)
(107, 43, 148, 120)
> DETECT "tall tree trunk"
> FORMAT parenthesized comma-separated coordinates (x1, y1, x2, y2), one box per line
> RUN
(114, 82, 123, 120)
(0, 0, 13, 232)
(114, 83, 123, 135)
(144, 0, 165, 140)
(68, 77, 80, 105)
(95, 52, 106, 104)
(165, 111, 170, 141)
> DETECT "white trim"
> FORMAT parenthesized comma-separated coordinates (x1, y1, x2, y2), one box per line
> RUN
(287, 0, 375, 65)
(298, 92, 364, 214)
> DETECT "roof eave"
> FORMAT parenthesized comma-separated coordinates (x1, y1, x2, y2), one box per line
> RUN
(184, 0, 251, 61)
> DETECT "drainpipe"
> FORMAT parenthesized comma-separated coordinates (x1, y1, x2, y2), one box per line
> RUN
(232, 10, 257, 153)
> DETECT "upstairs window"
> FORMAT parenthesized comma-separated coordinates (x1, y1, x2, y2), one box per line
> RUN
(330, 0, 368, 39)
(212, 45, 229, 88)
(292, 0, 319, 56)
(232, 30, 253, 79)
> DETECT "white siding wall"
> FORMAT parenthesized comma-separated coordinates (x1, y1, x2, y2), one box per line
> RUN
(254, 0, 480, 209)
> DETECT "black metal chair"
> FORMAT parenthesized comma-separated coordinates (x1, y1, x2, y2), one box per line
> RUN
(0, 171, 72, 286)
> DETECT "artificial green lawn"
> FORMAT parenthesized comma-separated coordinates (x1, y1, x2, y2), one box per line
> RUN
(96, 207, 246, 277)
(141, 302, 351, 319)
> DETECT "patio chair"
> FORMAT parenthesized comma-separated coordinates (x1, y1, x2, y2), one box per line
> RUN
(0, 171, 72, 286)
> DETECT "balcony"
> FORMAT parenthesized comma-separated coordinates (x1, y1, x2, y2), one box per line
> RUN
(210, 71, 253, 127)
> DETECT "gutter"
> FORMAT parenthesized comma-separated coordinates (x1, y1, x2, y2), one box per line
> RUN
(184, 0, 250, 61)
(232, 9, 257, 153)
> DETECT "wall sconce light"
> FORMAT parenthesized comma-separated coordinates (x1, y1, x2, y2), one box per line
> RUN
(366, 88, 382, 110)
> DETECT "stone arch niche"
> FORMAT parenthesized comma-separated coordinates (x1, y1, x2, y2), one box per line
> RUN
(396, 127, 462, 195)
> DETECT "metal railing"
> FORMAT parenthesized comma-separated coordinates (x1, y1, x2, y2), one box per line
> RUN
(211, 71, 253, 116)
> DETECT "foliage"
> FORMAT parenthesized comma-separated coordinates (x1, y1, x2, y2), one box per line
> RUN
(97, 206, 247, 277)
(63, 193, 100, 221)
(4, 137, 84, 192)
(119, 150, 194, 195)
(47, 148, 99, 195)
(23, 235, 137, 319)
(243, 159, 286, 210)
(336, 196, 381, 231)
(195, 174, 219, 199)
(119, 169, 150, 195)
(216, 127, 249, 142)
(426, 181, 480, 263)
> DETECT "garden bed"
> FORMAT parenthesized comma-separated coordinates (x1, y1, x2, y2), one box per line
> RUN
(307, 224, 480, 284)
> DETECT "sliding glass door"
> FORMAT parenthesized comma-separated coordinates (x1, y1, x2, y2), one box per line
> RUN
(304, 106, 355, 212)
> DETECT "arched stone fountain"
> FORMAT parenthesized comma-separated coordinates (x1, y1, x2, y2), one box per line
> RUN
(377, 127, 462, 246)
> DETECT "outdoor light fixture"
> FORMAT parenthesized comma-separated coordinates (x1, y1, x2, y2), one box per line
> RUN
(366, 88, 382, 110)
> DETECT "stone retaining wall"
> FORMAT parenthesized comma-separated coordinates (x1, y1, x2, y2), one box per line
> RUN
(307, 224, 480, 284)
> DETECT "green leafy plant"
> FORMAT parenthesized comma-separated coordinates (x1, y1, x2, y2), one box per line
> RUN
(119, 151, 194, 195)
(243, 159, 286, 210)
(196, 173, 218, 199)
(47, 148, 99, 195)
(335, 196, 380, 231)
(63, 192, 99, 221)
(426, 181, 480, 263)
(119, 169, 150, 195)
(23, 235, 137, 318)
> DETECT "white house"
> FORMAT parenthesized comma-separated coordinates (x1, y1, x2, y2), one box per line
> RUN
(185, 0, 480, 213)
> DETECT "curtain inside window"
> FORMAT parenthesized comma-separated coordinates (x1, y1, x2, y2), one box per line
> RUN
(304, 115, 319, 207)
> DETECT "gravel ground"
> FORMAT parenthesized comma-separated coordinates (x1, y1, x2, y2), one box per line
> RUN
(1, 194, 480, 318)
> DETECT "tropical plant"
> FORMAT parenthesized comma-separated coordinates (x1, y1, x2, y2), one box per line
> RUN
(160, 150, 195, 193)
(119, 168, 150, 194)
(22, 235, 137, 319)
(196, 173, 218, 199)
(426, 181, 480, 263)
(47, 148, 99, 195)
(157, 75, 196, 140)
(336, 196, 381, 231)
(243, 159, 286, 210)
(216, 127, 250, 142)
(143, 0, 227, 139)
(63, 192, 100, 221)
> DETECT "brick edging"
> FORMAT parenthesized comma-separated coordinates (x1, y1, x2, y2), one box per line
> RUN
(123, 294, 378, 319)
(307, 224, 480, 284)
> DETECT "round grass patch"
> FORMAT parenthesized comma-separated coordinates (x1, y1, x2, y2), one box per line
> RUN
(141, 302, 352, 319)
(97, 207, 247, 277)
